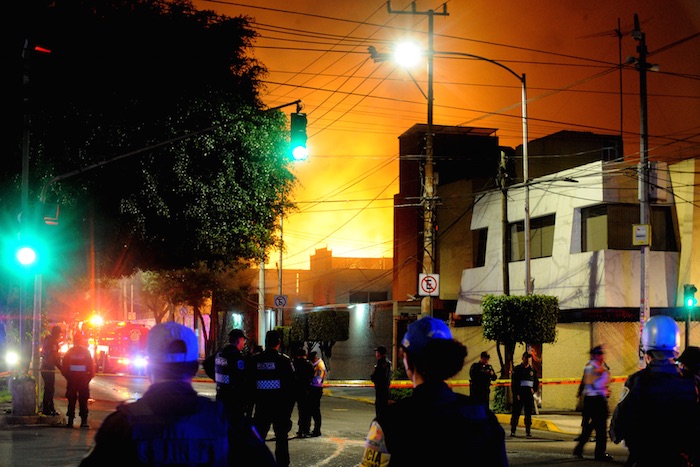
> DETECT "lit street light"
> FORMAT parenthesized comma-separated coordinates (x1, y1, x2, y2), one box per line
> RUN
(368, 43, 532, 302)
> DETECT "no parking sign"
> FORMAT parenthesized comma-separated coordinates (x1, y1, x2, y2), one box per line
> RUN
(418, 273, 440, 297)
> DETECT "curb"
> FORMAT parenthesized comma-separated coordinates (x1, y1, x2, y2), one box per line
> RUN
(495, 413, 566, 434)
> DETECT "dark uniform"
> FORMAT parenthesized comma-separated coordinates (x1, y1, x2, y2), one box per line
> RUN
(249, 346, 295, 467)
(362, 380, 507, 466)
(469, 358, 497, 406)
(610, 359, 699, 466)
(79, 381, 277, 467)
(61, 337, 94, 427)
(292, 350, 314, 437)
(370, 351, 392, 418)
(213, 342, 250, 423)
(510, 353, 539, 437)
(40, 326, 62, 415)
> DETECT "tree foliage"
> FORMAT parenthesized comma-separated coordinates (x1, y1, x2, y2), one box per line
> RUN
(8, 0, 296, 280)
(290, 309, 350, 371)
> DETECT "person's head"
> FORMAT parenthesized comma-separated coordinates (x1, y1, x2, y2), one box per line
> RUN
(73, 333, 84, 346)
(228, 328, 246, 350)
(400, 316, 467, 384)
(50, 325, 61, 338)
(642, 315, 680, 360)
(295, 348, 307, 359)
(308, 351, 320, 363)
(590, 345, 605, 362)
(147, 322, 199, 382)
(522, 352, 532, 365)
(677, 346, 700, 375)
(265, 330, 281, 350)
(375, 345, 387, 357)
(480, 351, 490, 363)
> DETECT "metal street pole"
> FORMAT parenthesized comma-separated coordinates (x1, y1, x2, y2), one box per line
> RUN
(522, 74, 531, 295)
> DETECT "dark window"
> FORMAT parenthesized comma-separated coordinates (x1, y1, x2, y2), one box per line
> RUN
(509, 214, 556, 262)
(349, 291, 388, 303)
(580, 204, 677, 252)
(473, 228, 487, 267)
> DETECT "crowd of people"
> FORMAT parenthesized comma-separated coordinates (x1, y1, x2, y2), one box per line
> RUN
(34, 314, 700, 466)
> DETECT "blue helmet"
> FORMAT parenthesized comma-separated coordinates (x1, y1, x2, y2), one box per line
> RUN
(641, 315, 679, 353)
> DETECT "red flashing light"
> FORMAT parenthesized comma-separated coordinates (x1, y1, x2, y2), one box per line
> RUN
(34, 45, 52, 54)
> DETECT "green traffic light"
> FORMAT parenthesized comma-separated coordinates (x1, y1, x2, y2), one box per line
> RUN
(16, 246, 37, 266)
(290, 112, 308, 161)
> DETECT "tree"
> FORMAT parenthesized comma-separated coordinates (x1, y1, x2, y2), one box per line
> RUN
(3, 0, 299, 339)
(296, 309, 350, 372)
(9, 0, 295, 281)
(481, 294, 558, 412)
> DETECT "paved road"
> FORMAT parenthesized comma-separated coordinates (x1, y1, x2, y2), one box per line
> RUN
(0, 376, 630, 466)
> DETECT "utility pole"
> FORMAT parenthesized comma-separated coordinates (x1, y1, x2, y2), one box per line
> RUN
(387, 1, 448, 317)
(632, 14, 651, 368)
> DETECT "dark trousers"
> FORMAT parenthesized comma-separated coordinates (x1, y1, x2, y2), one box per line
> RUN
(41, 370, 56, 414)
(253, 404, 293, 467)
(510, 391, 535, 433)
(374, 385, 390, 418)
(65, 381, 90, 420)
(308, 386, 323, 433)
(295, 391, 311, 434)
(574, 395, 608, 458)
(470, 384, 490, 406)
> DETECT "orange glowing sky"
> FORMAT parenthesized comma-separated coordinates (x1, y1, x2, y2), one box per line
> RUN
(196, 0, 700, 270)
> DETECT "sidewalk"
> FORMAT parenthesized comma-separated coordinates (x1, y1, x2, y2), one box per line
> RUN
(326, 386, 585, 435)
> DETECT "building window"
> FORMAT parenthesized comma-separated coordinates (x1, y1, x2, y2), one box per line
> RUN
(580, 204, 678, 252)
(349, 291, 388, 303)
(509, 214, 555, 262)
(473, 228, 487, 267)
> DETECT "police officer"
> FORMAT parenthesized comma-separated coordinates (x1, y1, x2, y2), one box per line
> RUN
(61, 333, 94, 428)
(249, 330, 295, 467)
(573, 345, 613, 461)
(212, 328, 250, 424)
(361, 317, 507, 466)
(292, 348, 314, 437)
(40, 325, 62, 416)
(371, 345, 392, 418)
(469, 350, 497, 407)
(610, 315, 700, 466)
(510, 351, 539, 437)
(79, 322, 276, 466)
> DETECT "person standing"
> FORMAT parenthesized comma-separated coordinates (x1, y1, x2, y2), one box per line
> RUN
(572, 345, 613, 461)
(610, 315, 700, 466)
(292, 348, 314, 437)
(510, 351, 539, 438)
(40, 325, 62, 416)
(469, 350, 497, 407)
(79, 322, 276, 467)
(371, 345, 392, 418)
(361, 317, 507, 466)
(61, 333, 94, 428)
(308, 350, 326, 437)
(209, 328, 251, 425)
(249, 330, 295, 467)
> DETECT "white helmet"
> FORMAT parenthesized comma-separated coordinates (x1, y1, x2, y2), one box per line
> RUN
(641, 315, 680, 353)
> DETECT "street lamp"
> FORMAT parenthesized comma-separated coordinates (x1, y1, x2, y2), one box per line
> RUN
(368, 45, 532, 300)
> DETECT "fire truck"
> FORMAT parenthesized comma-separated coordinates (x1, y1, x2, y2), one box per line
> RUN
(81, 320, 150, 375)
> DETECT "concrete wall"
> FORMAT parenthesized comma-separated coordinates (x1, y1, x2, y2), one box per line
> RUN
(449, 321, 700, 411)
